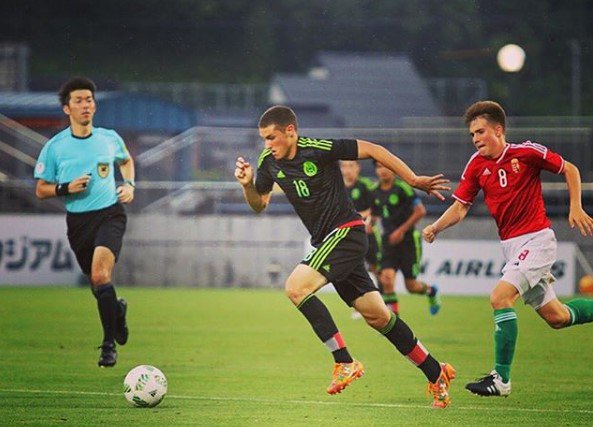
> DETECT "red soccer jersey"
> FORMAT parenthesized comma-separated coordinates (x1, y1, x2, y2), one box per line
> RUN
(453, 141, 565, 240)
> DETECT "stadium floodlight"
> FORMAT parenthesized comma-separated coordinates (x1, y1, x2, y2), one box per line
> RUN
(497, 44, 526, 72)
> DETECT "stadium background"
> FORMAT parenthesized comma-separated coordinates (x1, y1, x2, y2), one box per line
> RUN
(1, 0, 592, 289)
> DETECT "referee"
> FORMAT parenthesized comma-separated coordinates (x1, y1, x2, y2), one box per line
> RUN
(34, 77, 134, 367)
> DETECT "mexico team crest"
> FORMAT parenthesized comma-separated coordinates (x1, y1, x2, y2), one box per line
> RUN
(303, 161, 318, 177)
(97, 162, 110, 178)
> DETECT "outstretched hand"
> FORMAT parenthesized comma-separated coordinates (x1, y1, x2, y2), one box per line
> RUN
(569, 207, 593, 236)
(235, 156, 254, 187)
(413, 174, 451, 201)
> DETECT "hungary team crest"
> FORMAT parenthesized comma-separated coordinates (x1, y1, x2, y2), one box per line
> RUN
(97, 162, 110, 178)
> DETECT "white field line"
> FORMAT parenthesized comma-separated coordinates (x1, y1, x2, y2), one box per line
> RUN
(0, 388, 592, 415)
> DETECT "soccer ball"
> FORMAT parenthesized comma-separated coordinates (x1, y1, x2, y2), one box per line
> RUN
(123, 365, 168, 408)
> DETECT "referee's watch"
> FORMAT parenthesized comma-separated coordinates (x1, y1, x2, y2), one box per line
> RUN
(124, 179, 136, 188)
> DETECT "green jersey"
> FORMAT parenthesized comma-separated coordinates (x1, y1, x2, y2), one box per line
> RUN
(346, 177, 376, 213)
(371, 178, 421, 239)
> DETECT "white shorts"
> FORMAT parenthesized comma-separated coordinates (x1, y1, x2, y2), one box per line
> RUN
(500, 228, 558, 310)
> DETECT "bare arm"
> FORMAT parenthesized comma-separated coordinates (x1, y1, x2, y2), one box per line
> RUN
(234, 156, 271, 213)
(388, 201, 426, 245)
(118, 157, 135, 184)
(422, 200, 470, 243)
(563, 161, 593, 236)
(356, 140, 450, 200)
(117, 157, 135, 204)
(35, 175, 90, 199)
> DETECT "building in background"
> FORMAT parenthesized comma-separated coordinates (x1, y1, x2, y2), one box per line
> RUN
(270, 51, 441, 128)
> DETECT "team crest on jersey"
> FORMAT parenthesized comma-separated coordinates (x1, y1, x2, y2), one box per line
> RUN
(303, 161, 318, 177)
(389, 194, 399, 205)
(97, 162, 110, 178)
(351, 188, 360, 200)
(511, 158, 520, 173)
(35, 162, 45, 174)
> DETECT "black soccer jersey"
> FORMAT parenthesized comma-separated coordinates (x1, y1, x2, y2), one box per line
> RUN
(371, 178, 420, 238)
(345, 177, 376, 213)
(255, 137, 361, 245)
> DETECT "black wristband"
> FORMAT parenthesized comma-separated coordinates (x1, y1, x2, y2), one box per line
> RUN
(55, 182, 71, 196)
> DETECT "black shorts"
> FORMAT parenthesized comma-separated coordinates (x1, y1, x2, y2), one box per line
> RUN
(379, 230, 422, 279)
(364, 225, 382, 267)
(301, 222, 377, 306)
(66, 203, 127, 275)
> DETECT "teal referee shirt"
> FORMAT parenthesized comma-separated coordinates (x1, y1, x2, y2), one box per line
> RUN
(34, 127, 131, 213)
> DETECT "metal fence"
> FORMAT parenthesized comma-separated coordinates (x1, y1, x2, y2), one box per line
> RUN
(2, 114, 593, 215)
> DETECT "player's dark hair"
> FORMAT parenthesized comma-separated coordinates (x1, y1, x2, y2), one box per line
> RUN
(58, 77, 97, 106)
(463, 100, 506, 130)
(258, 105, 298, 131)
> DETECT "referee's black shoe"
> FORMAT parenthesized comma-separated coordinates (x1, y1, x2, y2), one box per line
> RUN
(115, 298, 129, 345)
(98, 343, 117, 368)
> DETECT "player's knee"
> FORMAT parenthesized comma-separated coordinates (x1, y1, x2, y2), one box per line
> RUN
(380, 272, 394, 289)
(90, 270, 111, 286)
(490, 294, 514, 310)
(284, 281, 307, 305)
(365, 308, 391, 330)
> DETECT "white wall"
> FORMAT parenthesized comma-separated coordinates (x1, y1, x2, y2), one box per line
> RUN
(1, 214, 588, 296)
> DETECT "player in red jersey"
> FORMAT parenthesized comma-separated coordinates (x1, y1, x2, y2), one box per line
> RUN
(423, 100, 593, 397)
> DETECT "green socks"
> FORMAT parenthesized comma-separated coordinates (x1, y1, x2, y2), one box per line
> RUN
(564, 299, 593, 325)
(493, 308, 518, 383)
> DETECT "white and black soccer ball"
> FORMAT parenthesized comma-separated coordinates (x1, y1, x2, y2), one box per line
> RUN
(123, 365, 168, 408)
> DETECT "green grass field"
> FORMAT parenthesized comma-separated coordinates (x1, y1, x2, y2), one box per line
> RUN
(1, 287, 592, 426)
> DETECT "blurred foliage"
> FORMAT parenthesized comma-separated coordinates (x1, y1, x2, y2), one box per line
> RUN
(0, 0, 591, 114)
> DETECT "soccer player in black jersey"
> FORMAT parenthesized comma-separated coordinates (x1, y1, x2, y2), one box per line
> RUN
(234, 105, 455, 408)
(371, 161, 441, 316)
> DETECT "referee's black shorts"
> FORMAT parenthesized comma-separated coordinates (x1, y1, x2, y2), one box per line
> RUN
(66, 203, 127, 275)
(301, 221, 377, 306)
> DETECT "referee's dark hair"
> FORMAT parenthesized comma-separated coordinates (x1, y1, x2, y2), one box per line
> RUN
(259, 105, 298, 131)
(58, 77, 97, 106)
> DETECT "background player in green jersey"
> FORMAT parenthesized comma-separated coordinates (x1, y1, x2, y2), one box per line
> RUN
(235, 105, 456, 408)
(340, 160, 381, 273)
(371, 161, 441, 316)
(340, 160, 382, 320)
(34, 77, 134, 367)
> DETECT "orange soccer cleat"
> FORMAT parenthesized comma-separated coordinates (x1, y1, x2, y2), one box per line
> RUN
(427, 362, 456, 408)
(326, 359, 365, 395)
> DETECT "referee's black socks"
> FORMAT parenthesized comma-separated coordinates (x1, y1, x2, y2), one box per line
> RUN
(95, 283, 118, 346)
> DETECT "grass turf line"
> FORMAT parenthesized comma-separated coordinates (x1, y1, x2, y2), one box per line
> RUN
(0, 287, 591, 425)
